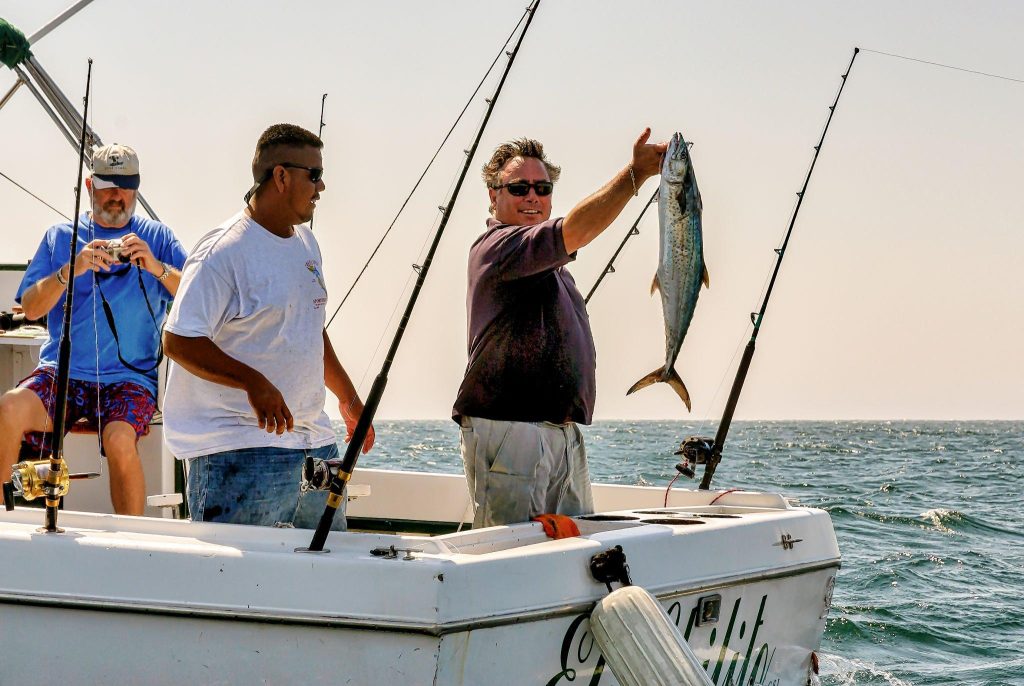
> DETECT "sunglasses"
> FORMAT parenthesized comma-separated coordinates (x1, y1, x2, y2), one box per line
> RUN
(492, 180, 554, 197)
(244, 163, 325, 203)
(278, 163, 324, 183)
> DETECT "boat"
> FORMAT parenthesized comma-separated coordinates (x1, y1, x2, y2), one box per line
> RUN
(0, 312, 839, 685)
(0, 4, 839, 684)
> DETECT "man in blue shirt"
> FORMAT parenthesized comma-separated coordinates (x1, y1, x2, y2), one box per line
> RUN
(0, 144, 187, 514)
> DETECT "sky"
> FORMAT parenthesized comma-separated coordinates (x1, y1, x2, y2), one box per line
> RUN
(1, 1, 1021, 421)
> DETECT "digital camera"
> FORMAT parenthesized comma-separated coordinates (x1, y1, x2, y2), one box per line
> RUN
(104, 239, 131, 264)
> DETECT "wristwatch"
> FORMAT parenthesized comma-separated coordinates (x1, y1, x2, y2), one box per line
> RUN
(156, 263, 171, 282)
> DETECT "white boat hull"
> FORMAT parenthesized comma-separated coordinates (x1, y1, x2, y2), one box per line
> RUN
(0, 324, 839, 684)
(1, 481, 838, 685)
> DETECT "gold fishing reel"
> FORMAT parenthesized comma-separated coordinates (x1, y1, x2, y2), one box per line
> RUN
(11, 459, 70, 502)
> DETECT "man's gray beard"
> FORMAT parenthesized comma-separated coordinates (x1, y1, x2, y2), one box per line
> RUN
(92, 196, 136, 228)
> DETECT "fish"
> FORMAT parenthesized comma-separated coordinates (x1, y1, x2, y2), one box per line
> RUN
(627, 131, 708, 411)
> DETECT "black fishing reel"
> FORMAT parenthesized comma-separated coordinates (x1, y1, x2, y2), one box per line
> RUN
(301, 456, 344, 492)
(674, 435, 715, 479)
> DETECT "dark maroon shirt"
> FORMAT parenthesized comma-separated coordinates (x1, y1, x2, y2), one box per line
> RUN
(452, 217, 596, 425)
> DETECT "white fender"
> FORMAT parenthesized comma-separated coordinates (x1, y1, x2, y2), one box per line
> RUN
(590, 586, 713, 686)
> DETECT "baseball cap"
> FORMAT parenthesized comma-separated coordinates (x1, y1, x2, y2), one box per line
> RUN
(91, 143, 141, 190)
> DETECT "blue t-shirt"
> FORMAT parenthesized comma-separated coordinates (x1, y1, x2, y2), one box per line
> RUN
(16, 213, 188, 396)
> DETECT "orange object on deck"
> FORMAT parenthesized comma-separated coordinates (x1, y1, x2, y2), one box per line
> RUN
(532, 513, 580, 539)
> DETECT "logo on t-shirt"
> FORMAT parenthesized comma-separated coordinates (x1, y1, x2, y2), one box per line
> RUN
(306, 260, 328, 309)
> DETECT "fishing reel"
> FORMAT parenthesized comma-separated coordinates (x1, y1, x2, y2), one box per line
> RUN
(674, 435, 715, 479)
(2, 458, 100, 511)
(6, 459, 71, 506)
(301, 456, 343, 492)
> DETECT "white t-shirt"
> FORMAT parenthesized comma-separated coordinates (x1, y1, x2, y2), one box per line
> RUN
(163, 213, 336, 459)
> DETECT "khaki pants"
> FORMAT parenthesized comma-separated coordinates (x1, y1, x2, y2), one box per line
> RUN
(459, 416, 595, 528)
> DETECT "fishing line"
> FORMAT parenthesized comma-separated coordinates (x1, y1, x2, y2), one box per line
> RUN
(860, 48, 1024, 85)
(84, 75, 107, 467)
(352, 78, 502, 391)
(325, 6, 530, 329)
(697, 48, 861, 491)
(0, 170, 70, 220)
(352, 130, 473, 391)
(354, 258, 419, 392)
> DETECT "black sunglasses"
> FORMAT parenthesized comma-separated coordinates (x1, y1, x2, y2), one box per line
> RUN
(277, 163, 324, 183)
(492, 180, 554, 197)
(244, 163, 325, 203)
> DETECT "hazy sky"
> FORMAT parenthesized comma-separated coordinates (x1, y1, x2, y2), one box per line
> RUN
(1, 1, 1021, 421)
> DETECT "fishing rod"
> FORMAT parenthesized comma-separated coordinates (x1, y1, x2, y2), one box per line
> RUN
(303, 0, 543, 552)
(695, 48, 860, 491)
(310, 93, 327, 231)
(38, 58, 93, 530)
(584, 188, 658, 304)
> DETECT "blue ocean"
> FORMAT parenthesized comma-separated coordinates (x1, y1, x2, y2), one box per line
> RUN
(335, 419, 1023, 686)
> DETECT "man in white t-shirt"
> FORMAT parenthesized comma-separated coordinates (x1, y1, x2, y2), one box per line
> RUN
(162, 123, 374, 528)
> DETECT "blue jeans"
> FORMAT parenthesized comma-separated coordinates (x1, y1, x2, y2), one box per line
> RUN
(186, 444, 347, 530)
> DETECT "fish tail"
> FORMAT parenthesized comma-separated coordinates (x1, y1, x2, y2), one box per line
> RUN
(627, 366, 692, 412)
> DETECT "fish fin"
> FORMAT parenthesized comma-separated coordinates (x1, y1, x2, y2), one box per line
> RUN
(627, 367, 665, 395)
(664, 367, 692, 412)
(650, 273, 660, 296)
(627, 366, 692, 412)
(702, 265, 710, 289)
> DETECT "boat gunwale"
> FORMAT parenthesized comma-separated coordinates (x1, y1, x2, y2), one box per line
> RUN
(0, 558, 840, 636)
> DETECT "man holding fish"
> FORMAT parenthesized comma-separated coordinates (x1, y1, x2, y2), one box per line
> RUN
(453, 129, 669, 528)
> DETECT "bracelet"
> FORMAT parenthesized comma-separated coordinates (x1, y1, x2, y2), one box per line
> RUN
(54, 266, 68, 286)
(156, 263, 171, 282)
(628, 165, 638, 197)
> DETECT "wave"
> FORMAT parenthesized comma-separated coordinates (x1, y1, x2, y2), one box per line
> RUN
(917, 508, 1024, 539)
(817, 654, 913, 686)
(823, 505, 1024, 540)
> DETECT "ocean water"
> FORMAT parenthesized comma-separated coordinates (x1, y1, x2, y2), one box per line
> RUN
(335, 419, 1024, 686)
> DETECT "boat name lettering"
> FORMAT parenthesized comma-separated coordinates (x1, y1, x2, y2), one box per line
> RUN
(545, 593, 778, 685)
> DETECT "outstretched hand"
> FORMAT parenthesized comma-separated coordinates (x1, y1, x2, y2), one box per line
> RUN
(631, 127, 668, 182)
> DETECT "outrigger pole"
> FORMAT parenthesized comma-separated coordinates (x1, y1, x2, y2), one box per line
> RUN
(42, 58, 93, 532)
(1, 3, 159, 220)
(697, 48, 860, 490)
(304, 0, 543, 552)
(584, 188, 659, 304)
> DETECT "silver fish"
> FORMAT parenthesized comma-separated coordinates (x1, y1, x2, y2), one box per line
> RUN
(627, 131, 708, 411)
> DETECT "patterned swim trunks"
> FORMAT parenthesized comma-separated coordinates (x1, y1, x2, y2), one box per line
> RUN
(18, 367, 156, 456)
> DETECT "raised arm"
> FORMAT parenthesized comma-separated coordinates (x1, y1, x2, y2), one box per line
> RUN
(163, 331, 294, 435)
(561, 128, 667, 254)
